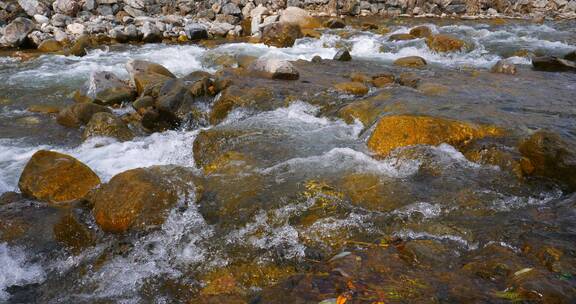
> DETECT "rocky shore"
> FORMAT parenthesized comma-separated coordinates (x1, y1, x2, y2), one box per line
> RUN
(1, 0, 576, 50)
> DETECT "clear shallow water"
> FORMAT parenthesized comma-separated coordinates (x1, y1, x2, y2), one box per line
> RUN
(1, 19, 576, 303)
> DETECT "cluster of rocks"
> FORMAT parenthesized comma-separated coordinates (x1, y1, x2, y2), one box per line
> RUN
(2, 0, 576, 49)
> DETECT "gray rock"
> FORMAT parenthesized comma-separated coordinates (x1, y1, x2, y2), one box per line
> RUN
(1, 17, 35, 47)
(142, 22, 162, 43)
(185, 23, 208, 40)
(53, 0, 80, 16)
(84, 71, 128, 98)
(67, 23, 85, 35)
(33, 14, 49, 24)
(51, 13, 72, 27)
(83, 0, 95, 11)
(209, 22, 235, 37)
(242, 2, 255, 17)
(124, 5, 146, 17)
(124, 0, 146, 10)
(249, 58, 300, 80)
(96, 4, 113, 15)
(18, 0, 49, 16)
(221, 3, 241, 15)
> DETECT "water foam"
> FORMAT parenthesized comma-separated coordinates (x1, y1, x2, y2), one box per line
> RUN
(0, 130, 198, 193)
(0, 243, 46, 302)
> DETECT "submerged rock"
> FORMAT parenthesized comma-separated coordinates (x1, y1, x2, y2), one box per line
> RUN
(367, 115, 504, 157)
(388, 33, 416, 41)
(37, 39, 63, 52)
(248, 58, 300, 80)
(409, 25, 433, 38)
(83, 112, 134, 142)
(394, 56, 427, 68)
(337, 92, 391, 125)
(53, 212, 95, 253)
(92, 166, 198, 233)
(426, 34, 465, 53)
(65, 35, 91, 56)
(261, 22, 303, 48)
(532, 56, 576, 72)
(519, 131, 576, 190)
(325, 19, 345, 29)
(491, 59, 517, 75)
(209, 85, 273, 124)
(334, 81, 369, 96)
(56, 103, 112, 128)
(18, 150, 100, 204)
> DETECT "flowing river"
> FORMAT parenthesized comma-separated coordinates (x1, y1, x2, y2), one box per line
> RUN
(1, 18, 576, 303)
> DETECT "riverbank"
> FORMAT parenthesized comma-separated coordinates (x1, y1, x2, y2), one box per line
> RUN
(1, 0, 576, 51)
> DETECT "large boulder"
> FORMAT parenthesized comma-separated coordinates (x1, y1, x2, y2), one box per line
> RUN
(56, 103, 112, 128)
(279, 6, 320, 29)
(367, 115, 504, 157)
(248, 58, 300, 80)
(82, 112, 134, 142)
(518, 131, 576, 190)
(1, 17, 35, 47)
(261, 22, 303, 48)
(532, 56, 576, 72)
(91, 166, 198, 233)
(18, 150, 100, 204)
(426, 34, 465, 53)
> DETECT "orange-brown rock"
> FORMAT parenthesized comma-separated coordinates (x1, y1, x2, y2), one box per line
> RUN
(337, 92, 391, 125)
(91, 166, 198, 233)
(394, 56, 427, 68)
(367, 115, 504, 157)
(18, 150, 100, 204)
(56, 103, 111, 128)
(349, 72, 371, 83)
(53, 212, 95, 253)
(409, 26, 433, 38)
(209, 86, 273, 124)
(261, 22, 303, 48)
(371, 73, 395, 87)
(334, 81, 369, 96)
(37, 39, 63, 52)
(426, 34, 465, 53)
(518, 131, 576, 190)
(388, 33, 416, 41)
(27, 104, 60, 114)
